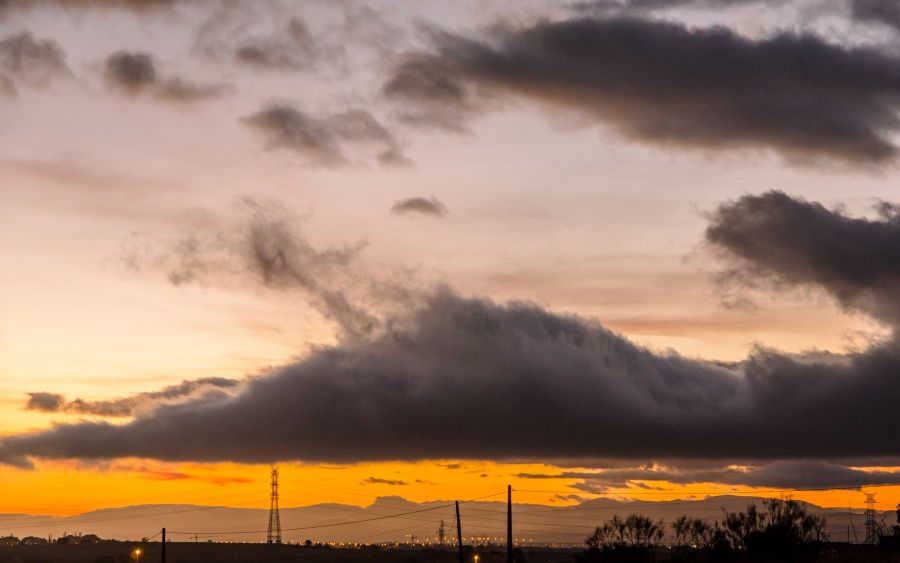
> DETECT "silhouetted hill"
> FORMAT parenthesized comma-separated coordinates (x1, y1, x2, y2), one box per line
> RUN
(0, 496, 886, 545)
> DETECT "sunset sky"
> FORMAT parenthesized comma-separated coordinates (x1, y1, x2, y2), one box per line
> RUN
(2, 0, 900, 522)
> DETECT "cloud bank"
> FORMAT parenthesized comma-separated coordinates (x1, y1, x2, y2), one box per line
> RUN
(1, 285, 898, 470)
(2, 192, 900, 476)
(384, 16, 900, 163)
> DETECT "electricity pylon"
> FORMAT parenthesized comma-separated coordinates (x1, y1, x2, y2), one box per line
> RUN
(864, 492, 879, 545)
(267, 467, 282, 544)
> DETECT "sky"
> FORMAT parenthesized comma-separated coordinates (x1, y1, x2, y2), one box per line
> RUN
(2, 0, 900, 523)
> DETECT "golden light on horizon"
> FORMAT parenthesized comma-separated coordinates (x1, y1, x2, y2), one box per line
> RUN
(1, 459, 897, 519)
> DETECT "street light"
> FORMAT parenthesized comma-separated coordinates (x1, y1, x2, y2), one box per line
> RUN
(474, 555, 479, 563)
(133, 549, 141, 563)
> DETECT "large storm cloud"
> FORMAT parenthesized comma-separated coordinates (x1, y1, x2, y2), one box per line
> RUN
(384, 16, 900, 163)
(2, 192, 900, 473)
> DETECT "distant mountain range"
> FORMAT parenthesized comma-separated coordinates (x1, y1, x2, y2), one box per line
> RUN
(0, 496, 888, 546)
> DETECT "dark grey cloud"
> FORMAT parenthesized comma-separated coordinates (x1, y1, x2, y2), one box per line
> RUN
(24, 392, 65, 413)
(243, 104, 408, 167)
(384, 16, 900, 163)
(390, 197, 447, 217)
(706, 190, 900, 325)
(0, 31, 69, 89)
(105, 51, 155, 93)
(23, 377, 241, 417)
(104, 50, 228, 102)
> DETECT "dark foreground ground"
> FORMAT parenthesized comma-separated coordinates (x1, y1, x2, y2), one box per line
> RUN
(0, 543, 579, 563)
(1, 543, 898, 563)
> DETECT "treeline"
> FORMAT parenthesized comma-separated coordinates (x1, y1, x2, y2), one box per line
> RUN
(0, 533, 105, 546)
(577, 497, 900, 562)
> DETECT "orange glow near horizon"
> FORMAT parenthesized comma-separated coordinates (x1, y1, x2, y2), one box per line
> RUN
(2, 459, 898, 517)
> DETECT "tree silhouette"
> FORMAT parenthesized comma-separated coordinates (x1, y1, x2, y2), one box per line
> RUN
(670, 516, 715, 561)
(580, 514, 665, 563)
(717, 497, 827, 560)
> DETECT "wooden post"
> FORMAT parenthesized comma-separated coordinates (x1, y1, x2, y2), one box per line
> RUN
(507, 486, 512, 563)
(161, 529, 165, 563)
(456, 501, 464, 563)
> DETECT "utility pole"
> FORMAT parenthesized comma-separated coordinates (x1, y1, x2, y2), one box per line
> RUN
(507, 486, 512, 563)
(456, 501, 463, 563)
(161, 529, 165, 563)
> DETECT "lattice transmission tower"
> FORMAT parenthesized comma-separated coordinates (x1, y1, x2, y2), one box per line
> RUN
(864, 492, 879, 545)
(267, 467, 282, 544)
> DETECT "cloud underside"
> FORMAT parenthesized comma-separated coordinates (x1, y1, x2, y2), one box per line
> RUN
(2, 193, 900, 479)
(384, 16, 900, 163)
